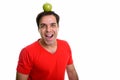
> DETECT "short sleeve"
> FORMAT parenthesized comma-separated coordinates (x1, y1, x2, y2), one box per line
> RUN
(16, 48, 33, 74)
(66, 42, 73, 65)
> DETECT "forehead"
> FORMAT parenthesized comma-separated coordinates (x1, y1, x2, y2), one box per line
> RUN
(39, 15, 57, 24)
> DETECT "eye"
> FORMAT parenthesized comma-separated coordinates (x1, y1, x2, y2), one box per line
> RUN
(39, 24, 47, 28)
(51, 23, 57, 28)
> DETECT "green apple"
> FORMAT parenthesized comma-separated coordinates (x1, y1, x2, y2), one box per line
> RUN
(43, 2, 52, 12)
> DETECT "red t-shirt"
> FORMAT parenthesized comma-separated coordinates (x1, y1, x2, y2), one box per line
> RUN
(17, 39, 73, 80)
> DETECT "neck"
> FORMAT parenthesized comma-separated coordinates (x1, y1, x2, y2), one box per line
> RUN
(40, 39, 57, 47)
(39, 39, 57, 53)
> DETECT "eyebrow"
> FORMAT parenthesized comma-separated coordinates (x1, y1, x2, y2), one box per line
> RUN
(40, 22, 57, 25)
(51, 23, 57, 24)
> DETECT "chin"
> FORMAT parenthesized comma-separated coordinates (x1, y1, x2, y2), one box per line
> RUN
(45, 40, 56, 46)
(45, 42, 54, 46)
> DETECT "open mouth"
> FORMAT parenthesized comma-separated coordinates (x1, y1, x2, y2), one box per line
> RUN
(45, 34, 54, 40)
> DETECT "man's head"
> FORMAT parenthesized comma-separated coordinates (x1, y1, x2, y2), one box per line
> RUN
(36, 11, 60, 28)
(36, 11, 60, 46)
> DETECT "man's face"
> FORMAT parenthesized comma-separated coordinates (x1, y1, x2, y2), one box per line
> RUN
(38, 15, 59, 46)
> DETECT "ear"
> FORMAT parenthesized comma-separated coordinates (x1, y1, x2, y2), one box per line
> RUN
(57, 26, 59, 31)
(38, 28, 40, 33)
(57, 27, 59, 31)
(57, 24, 59, 30)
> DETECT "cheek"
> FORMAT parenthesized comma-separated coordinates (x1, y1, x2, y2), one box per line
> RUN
(38, 29, 43, 33)
(54, 28, 59, 32)
(56, 28, 59, 33)
(38, 29, 43, 35)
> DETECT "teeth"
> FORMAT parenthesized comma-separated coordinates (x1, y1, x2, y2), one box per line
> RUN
(46, 34, 52, 37)
(47, 35, 52, 37)
(45, 34, 53, 38)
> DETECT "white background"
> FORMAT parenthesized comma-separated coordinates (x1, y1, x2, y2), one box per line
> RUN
(0, 0, 120, 80)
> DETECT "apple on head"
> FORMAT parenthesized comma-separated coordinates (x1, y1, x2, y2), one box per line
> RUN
(43, 2, 52, 12)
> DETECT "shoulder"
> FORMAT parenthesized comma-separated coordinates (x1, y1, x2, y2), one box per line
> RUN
(19, 40, 40, 60)
(57, 39, 71, 48)
(20, 39, 40, 54)
(24, 39, 39, 50)
(57, 39, 69, 45)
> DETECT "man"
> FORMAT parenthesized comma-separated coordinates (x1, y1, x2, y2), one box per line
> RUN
(16, 11, 79, 80)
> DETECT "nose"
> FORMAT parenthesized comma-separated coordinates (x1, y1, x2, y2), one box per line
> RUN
(46, 25, 51, 32)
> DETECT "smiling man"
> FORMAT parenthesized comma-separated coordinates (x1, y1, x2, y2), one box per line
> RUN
(16, 11, 79, 80)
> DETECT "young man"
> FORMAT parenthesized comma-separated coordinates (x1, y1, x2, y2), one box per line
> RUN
(16, 11, 79, 80)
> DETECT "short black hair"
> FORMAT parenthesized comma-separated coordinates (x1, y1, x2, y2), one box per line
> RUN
(36, 11, 60, 28)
